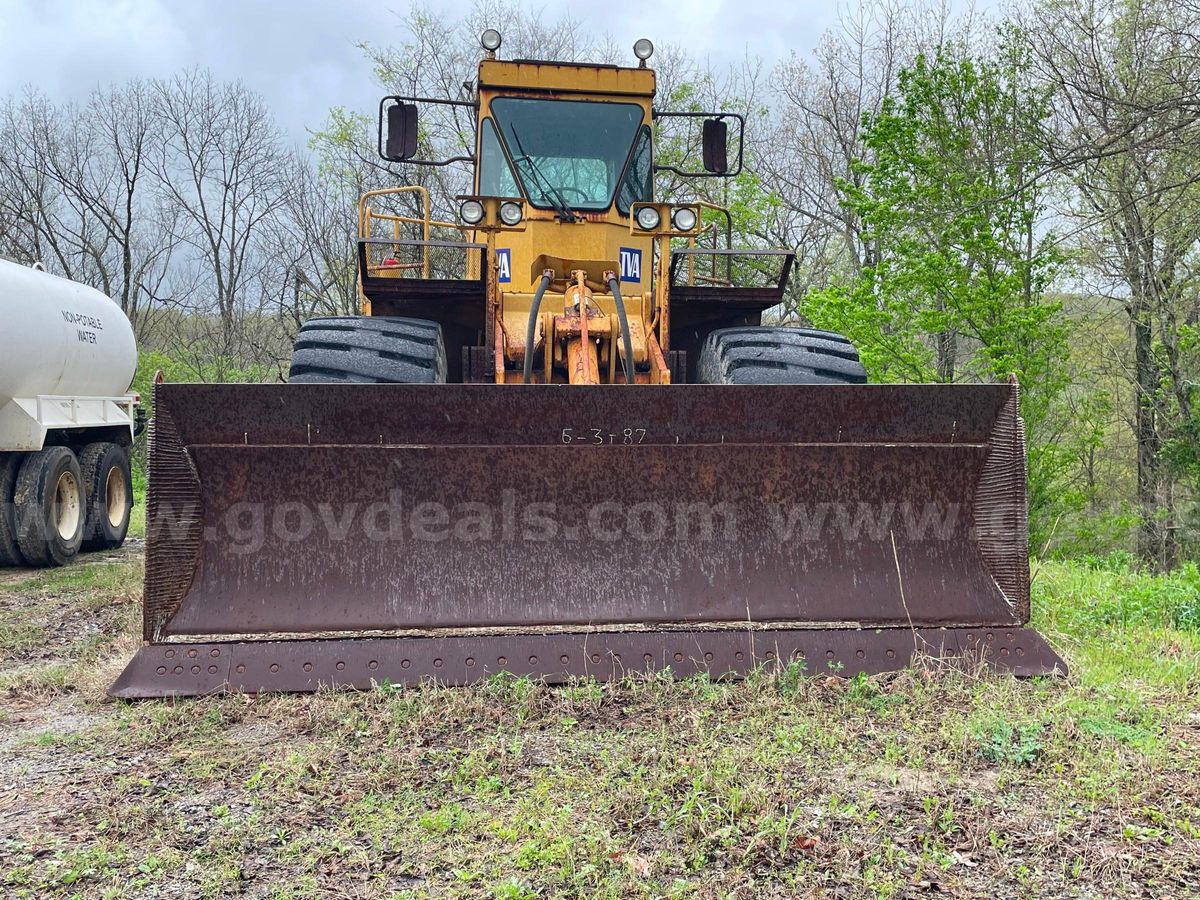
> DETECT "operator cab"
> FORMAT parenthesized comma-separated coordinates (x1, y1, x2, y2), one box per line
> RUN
(479, 98, 652, 220)
(362, 31, 791, 386)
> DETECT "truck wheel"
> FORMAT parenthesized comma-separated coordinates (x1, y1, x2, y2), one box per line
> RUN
(697, 326, 868, 385)
(14, 447, 85, 567)
(288, 317, 447, 384)
(79, 443, 133, 552)
(0, 453, 25, 566)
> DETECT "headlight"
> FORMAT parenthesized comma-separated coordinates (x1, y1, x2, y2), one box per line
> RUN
(633, 38, 654, 61)
(499, 201, 523, 226)
(635, 206, 661, 231)
(671, 207, 698, 232)
(481, 29, 502, 52)
(459, 199, 485, 225)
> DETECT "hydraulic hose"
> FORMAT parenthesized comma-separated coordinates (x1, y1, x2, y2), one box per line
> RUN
(606, 274, 636, 385)
(522, 270, 554, 384)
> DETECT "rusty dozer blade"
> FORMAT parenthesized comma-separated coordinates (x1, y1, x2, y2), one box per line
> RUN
(111, 379, 1065, 698)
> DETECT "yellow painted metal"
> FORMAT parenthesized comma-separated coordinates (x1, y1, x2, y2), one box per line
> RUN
(358, 55, 734, 383)
(477, 59, 655, 97)
(475, 64, 659, 302)
(499, 289, 648, 375)
(359, 186, 433, 245)
(646, 330, 671, 384)
(622, 202, 704, 357)
(656, 231, 671, 353)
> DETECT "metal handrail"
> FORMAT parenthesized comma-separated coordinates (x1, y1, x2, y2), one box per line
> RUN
(358, 186, 475, 279)
(668, 247, 795, 292)
(682, 201, 735, 286)
(695, 201, 734, 285)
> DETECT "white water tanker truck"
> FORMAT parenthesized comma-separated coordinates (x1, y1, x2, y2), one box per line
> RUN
(0, 258, 142, 567)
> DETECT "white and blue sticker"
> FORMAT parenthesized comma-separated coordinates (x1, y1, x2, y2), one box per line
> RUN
(619, 247, 642, 283)
(497, 248, 512, 283)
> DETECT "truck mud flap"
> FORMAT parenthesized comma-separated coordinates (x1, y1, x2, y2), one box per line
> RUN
(111, 379, 1065, 698)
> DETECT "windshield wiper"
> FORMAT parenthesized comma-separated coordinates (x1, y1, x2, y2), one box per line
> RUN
(507, 124, 578, 223)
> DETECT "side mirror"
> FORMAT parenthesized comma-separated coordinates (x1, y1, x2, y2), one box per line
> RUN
(654, 111, 742, 178)
(384, 102, 419, 161)
(702, 118, 729, 175)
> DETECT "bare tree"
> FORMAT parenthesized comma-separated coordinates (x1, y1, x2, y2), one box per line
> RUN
(271, 158, 363, 352)
(150, 70, 294, 341)
(340, 1, 698, 224)
(0, 84, 175, 335)
(0, 91, 107, 280)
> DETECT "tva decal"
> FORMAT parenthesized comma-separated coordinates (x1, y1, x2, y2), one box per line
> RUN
(497, 248, 512, 283)
(619, 247, 641, 282)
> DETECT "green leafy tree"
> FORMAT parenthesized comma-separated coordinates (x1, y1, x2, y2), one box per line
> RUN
(803, 47, 1069, 544)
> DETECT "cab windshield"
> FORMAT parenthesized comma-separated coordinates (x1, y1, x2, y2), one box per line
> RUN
(487, 98, 645, 212)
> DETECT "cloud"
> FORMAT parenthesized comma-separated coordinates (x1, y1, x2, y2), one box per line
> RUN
(0, 0, 382, 142)
(0, 0, 846, 142)
(0, 1, 186, 94)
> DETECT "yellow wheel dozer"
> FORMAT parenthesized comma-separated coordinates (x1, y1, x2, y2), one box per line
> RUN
(111, 37, 1064, 697)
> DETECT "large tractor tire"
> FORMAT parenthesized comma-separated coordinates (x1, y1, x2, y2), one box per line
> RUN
(14, 446, 85, 568)
(0, 452, 25, 566)
(288, 317, 447, 384)
(79, 442, 133, 552)
(697, 326, 868, 385)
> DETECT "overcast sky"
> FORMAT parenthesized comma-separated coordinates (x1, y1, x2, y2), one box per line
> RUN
(0, 0, 851, 144)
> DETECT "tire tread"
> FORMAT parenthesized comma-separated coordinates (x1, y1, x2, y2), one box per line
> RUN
(79, 442, 132, 552)
(697, 326, 868, 385)
(14, 447, 84, 567)
(288, 316, 447, 384)
(0, 453, 24, 566)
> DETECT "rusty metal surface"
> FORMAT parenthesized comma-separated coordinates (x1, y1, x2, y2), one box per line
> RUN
(111, 379, 1053, 698)
(143, 382, 1012, 447)
(109, 627, 1066, 698)
(976, 376, 1031, 620)
(141, 382, 202, 642)
(132, 382, 1031, 644)
(142, 383, 1028, 637)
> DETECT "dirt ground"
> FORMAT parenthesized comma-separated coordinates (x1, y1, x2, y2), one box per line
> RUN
(1, 545, 1199, 899)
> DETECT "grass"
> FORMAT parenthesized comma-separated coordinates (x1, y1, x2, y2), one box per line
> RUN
(0, 533, 1198, 898)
